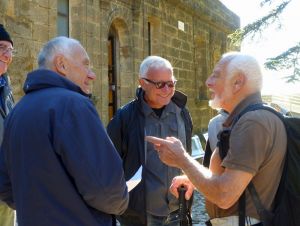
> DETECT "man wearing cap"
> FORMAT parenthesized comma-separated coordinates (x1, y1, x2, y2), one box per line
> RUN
(0, 24, 15, 226)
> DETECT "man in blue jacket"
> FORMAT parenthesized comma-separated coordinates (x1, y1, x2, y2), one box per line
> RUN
(107, 56, 193, 226)
(0, 36, 129, 226)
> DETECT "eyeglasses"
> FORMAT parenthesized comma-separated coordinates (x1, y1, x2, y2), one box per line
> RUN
(0, 45, 15, 55)
(142, 78, 177, 89)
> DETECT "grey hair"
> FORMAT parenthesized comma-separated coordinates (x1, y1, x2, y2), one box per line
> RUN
(37, 36, 81, 69)
(221, 52, 263, 91)
(139, 56, 174, 78)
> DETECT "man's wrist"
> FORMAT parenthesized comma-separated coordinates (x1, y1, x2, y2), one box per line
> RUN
(180, 152, 194, 171)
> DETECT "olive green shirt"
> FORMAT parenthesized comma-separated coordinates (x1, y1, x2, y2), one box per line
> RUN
(206, 93, 287, 220)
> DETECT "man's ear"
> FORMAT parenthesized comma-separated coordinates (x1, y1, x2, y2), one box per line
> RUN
(232, 73, 245, 93)
(139, 78, 145, 89)
(53, 55, 67, 76)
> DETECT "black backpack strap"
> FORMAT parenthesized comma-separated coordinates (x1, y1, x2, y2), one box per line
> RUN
(248, 182, 274, 225)
(217, 129, 231, 160)
(247, 182, 266, 216)
(239, 192, 246, 226)
(203, 139, 212, 168)
(235, 103, 284, 124)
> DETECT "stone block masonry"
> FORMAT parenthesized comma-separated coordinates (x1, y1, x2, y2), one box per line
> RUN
(0, 0, 239, 131)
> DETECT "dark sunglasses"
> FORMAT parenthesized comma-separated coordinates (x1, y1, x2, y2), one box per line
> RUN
(142, 78, 177, 89)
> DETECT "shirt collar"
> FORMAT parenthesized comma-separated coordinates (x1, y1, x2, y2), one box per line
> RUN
(141, 94, 176, 118)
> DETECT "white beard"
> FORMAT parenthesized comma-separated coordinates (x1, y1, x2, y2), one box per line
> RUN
(209, 88, 231, 110)
(209, 98, 222, 110)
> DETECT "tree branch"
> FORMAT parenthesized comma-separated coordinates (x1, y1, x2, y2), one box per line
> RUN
(228, 1, 291, 46)
(264, 43, 300, 82)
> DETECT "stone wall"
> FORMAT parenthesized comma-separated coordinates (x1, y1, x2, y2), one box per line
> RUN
(0, 0, 239, 133)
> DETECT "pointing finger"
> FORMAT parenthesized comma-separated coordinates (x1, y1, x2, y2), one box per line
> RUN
(145, 136, 169, 145)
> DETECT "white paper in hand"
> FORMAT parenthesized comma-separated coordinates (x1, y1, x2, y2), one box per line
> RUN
(126, 166, 142, 192)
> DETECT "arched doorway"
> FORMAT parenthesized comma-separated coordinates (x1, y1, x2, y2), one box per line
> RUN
(107, 18, 133, 120)
(108, 27, 118, 120)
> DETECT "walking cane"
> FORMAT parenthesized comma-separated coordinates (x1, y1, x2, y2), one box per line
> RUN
(178, 185, 192, 226)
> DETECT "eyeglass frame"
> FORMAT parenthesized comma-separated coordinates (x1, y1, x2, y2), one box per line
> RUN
(142, 78, 177, 89)
(0, 44, 16, 56)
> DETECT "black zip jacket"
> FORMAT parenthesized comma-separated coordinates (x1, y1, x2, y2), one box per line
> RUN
(107, 87, 193, 225)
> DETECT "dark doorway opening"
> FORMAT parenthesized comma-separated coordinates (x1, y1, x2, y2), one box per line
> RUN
(108, 34, 117, 120)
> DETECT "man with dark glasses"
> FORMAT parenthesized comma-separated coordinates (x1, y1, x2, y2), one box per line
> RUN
(107, 56, 193, 226)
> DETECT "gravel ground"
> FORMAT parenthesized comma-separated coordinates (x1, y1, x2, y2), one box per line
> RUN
(117, 191, 209, 226)
(191, 191, 209, 226)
